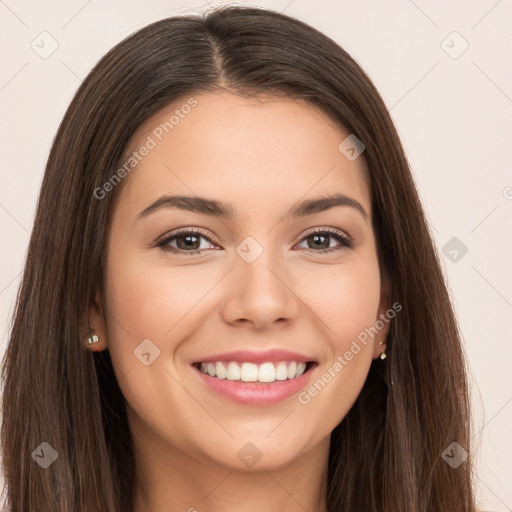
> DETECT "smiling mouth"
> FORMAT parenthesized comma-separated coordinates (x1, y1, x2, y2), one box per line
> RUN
(192, 360, 318, 384)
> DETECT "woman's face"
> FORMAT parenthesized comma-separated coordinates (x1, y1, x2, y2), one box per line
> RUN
(89, 91, 390, 470)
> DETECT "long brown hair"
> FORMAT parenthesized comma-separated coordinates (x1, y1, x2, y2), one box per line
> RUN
(1, 6, 476, 511)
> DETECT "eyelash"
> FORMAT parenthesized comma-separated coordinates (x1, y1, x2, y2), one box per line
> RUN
(155, 227, 353, 255)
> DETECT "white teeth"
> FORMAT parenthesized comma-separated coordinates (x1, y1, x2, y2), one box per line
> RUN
(226, 362, 240, 380)
(258, 362, 275, 382)
(287, 361, 297, 379)
(197, 360, 311, 382)
(275, 362, 288, 381)
(215, 362, 227, 379)
(240, 362, 258, 382)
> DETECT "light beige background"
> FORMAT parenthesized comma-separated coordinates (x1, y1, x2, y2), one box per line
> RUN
(0, 1, 511, 510)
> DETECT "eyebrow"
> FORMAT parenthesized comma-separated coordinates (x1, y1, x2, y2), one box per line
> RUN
(136, 193, 368, 223)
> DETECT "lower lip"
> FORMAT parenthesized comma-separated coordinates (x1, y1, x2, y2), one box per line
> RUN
(192, 364, 316, 405)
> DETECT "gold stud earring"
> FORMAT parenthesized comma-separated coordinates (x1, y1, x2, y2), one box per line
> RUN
(379, 341, 387, 360)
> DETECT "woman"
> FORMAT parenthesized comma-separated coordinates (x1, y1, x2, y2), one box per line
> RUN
(0, 5, 477, 511)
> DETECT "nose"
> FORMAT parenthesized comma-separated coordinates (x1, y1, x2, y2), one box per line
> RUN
(220, 249, 301, 330)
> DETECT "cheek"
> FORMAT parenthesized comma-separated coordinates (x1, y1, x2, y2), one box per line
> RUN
(332, 275, 381, 350)
(296, 258, 382, 349)
(289, 259, 382, 431)
(101, 248, 215, 380)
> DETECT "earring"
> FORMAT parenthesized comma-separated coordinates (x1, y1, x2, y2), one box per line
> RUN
(87, 330, 99, 345)
(379, 341, 387, 360)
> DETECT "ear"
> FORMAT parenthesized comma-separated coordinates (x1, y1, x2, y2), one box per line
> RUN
(82, 288, 109, 352)
(371, 275, 392, 360)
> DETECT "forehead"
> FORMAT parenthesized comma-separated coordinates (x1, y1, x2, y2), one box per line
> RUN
(114, 91, 370, 222)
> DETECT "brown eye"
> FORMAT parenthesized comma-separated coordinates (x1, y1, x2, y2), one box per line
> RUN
(157, 228, 217, 254)
(174, 233, 202, 251)
(296, 229, 353, 253)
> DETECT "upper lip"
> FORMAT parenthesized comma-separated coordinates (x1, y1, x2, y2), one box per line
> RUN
(192, 349, 317, 365)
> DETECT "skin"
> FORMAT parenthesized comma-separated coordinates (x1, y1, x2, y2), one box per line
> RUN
(86, 91, 390, 512)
